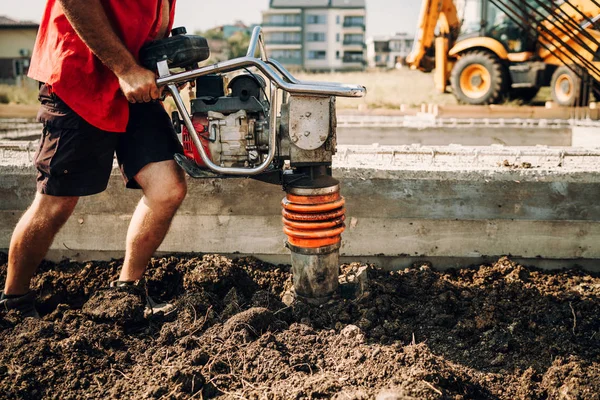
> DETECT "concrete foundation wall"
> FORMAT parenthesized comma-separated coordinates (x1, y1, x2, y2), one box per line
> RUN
(1, 145, 600, 269)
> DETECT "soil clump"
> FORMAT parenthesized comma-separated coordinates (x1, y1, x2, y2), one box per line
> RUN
(1, 253, 599, 399)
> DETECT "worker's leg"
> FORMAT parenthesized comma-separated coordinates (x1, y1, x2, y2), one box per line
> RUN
(119, 160, 187, 281)
(4, 84, 117, 297)
(4, 194, 79, 295)
(116, 101, 186, 282)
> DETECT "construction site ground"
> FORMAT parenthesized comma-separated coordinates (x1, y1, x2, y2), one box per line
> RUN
(1, 253, 599, 399)
(2, 81, 599, 399)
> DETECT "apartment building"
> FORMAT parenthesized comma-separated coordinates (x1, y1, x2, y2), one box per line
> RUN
(367, 33, 414, 69)
(262, 0, 366, 71)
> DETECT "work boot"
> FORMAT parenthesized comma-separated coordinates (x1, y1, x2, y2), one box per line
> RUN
(0, 291, 40, 319)
(110, 278, 177, 320)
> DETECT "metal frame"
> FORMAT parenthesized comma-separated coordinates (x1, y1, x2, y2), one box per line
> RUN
(156, 26, 367, 176)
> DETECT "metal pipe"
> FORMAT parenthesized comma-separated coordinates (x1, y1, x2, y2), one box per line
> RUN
(246, 26, 261, 58)
(562, 0, 600, 30)
(491, 0, 600, 78)
(157, 56, 366, 97)
(159, 27, 365, 97)
(489, 0, 589, 83)
(528, 0, 600, 52)
(581, 13, 600, 30)
(506, 0, 600, 75)
(267, 59, 369, 91)
(521, 0, 600, 75)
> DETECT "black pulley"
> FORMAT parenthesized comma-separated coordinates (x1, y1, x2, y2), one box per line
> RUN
(228, 74, 266, 101)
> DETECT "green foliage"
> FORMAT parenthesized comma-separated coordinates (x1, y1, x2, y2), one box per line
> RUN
(198, 28, 225, 40)
(227, 31, 251, 59)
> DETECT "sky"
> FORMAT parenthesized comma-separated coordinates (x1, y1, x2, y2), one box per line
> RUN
(3, 0, 421, 38)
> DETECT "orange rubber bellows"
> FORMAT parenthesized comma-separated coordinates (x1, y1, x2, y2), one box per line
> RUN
(282, 189, 346, 249)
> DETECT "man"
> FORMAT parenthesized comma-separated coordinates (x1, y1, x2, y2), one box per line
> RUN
(0, 0, 187, 318)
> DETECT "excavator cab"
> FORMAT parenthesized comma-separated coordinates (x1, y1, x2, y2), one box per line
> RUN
(457, 0, 536, 53)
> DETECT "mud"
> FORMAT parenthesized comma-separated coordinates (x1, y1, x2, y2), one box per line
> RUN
(1, 253, 599, 399)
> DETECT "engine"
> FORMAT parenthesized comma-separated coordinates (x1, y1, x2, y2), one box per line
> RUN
(174, 72, 338, 177)
(180, 74, 270, 169)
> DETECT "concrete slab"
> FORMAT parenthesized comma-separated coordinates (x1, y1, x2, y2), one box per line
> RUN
(337, 126, 571, 146)
(1, 145, 600, 269)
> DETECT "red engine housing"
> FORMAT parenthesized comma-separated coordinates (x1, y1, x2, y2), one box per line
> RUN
(182, 115, 212, 167)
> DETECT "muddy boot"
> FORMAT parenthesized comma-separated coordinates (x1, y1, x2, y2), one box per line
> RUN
(110, 279, 177, 320)
(83, 278, 177, 323)
(0, 291, 40, 319)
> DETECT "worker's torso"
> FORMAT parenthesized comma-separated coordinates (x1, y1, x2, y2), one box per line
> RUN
(156, 0, 171, 40)
(28, 0, 177, 132)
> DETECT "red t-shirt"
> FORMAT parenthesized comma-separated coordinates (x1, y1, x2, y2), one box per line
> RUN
(28, 0, 176, 132)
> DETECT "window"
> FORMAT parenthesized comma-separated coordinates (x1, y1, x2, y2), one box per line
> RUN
(308, 50, 327, 60)
(343, 51, 363, 62)
(374, 41, 390, 52)
(336, 15, 341, 24)
(336, 33, 340, 42)
(306, 32, 326, 42)
(266, 32, 301, 44)
(458, 0, 481, 36)
(306, 14, 326, 24)
(389, 40, 401, 51)
(336, 51, 340, 59)
(265, 14, 301, 26)
(343, 16, 364, 27)
(344, 34, 364, 44)
(270, 50, 302, 63)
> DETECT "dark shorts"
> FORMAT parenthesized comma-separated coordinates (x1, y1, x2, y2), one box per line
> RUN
(34, 84, 183, 196)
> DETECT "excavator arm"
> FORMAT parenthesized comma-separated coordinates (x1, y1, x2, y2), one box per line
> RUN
(406, 0, 460, 72)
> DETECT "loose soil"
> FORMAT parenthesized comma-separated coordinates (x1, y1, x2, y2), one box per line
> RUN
(1, 253, 599, 399)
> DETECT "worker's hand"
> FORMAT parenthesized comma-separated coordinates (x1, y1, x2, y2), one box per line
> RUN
(117, 65, 161, 103)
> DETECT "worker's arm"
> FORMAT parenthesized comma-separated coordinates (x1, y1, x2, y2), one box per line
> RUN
(58, 0, 160, 103)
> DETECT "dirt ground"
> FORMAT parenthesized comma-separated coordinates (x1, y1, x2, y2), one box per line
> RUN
(1, 253, 599, 399)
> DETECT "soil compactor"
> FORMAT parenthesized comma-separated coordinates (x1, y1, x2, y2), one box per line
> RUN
(139, 26, 366, 303)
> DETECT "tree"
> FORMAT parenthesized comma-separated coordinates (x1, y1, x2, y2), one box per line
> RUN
(197, 28, 225, 41)
(227, 31, 251, 59)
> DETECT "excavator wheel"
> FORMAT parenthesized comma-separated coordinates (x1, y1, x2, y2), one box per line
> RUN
(450, 51, 507, 105)
(550, 66, 582, 107)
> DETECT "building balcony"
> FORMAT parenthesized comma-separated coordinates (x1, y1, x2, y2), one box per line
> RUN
(262, 8, 301, 15)
(262, 22, 302, 27)
(343, 22, 365, 30)
(342, 56, 365, 64)
(261, 25, 302, 33)
(265, 43, 302, 51)
(343, 41, 366, 48)
(265, 40, 302, 45)
(271, 57, 302, 65)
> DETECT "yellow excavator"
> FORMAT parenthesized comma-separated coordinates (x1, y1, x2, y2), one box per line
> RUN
(406, 0, 600, 106)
